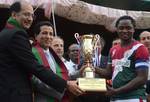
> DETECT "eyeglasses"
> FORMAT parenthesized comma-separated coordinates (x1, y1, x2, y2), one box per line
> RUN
(23, 12, 34, 18)
(18, 12, 34, 18)
(140, 36, 150, 41)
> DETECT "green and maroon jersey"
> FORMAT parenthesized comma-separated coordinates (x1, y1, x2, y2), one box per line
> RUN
(108, 41, 149, 100)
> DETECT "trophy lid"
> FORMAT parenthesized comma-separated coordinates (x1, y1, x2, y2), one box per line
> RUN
(84, 67, 92, 72)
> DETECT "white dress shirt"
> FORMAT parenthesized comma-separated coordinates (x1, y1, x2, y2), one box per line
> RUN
(65, 60, 78, 76)
(44, 49, 56, 73)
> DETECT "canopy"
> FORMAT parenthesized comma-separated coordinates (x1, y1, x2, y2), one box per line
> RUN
(54, 0, 150, 31)
(0, 0, 150, 31)
(80, 0, 150, 11)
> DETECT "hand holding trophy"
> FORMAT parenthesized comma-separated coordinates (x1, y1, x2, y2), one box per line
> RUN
(75, 33, 107, 92)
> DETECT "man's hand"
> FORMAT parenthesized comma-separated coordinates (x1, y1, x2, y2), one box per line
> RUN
(105, 85, 118, 96)
(94, 67, 101, 74)
(67, 80, 85, 96)
(79, 64, 87, 76)
(79, 63, 94, 76)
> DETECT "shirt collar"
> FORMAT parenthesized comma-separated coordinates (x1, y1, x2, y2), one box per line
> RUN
(69, 60, 76, 65)
(43, 48, 50, 53)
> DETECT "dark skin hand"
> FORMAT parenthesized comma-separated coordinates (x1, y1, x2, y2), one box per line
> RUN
(94, 65, 148, 96)
(106, 85, 118, 96)
(79, 63, 94, 76)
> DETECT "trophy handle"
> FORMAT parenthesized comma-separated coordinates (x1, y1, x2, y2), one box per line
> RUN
(74, 33, 80, 44)
(93, 34, 100, 50)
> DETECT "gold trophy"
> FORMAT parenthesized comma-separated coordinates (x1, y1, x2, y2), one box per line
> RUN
(75, 33, 106, 92)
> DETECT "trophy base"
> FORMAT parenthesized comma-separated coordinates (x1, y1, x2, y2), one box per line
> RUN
(77, 78, 107, 92)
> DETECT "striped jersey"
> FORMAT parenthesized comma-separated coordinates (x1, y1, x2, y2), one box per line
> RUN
(108, 41, 149, 100)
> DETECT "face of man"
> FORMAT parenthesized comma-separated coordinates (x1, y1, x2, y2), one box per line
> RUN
(13, 2, 34, 29)
(69, 44, 80, 63)
(117, 19, 135, 41)
(36, 25, 54, 49)
(140, 31, 150, 51)
(51, 38, 64, 58)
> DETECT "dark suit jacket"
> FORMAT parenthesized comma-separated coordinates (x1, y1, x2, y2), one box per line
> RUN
(0, 24, 67, 102)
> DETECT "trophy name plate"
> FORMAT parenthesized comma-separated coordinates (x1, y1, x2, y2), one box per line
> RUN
(78, 78, 107, 92)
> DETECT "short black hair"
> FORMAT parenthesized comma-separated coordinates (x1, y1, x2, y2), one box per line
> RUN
(10, 2, 21, 13)
(34, 21, 53, 36)
(115, 15, 136, 28)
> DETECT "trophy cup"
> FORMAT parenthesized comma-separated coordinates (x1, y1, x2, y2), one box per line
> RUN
(75, 33, 106, 92)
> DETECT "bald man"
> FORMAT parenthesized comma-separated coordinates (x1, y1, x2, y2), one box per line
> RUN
(140, 31, 150, 52)
(140, 31, 150, 101)
(0, 1, 83, 102)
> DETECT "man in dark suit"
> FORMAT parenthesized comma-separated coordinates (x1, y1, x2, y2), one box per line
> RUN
(0, 1, 83, 102)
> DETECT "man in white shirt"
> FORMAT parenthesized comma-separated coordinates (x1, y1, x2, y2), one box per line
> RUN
(32, 21, 83, 102)
(51, 36, 70, 70)
(66, 44, 81, 80)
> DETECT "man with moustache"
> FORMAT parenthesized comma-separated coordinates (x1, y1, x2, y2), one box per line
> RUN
(32, 21, 70, 102)
(0, 1, 83, 102)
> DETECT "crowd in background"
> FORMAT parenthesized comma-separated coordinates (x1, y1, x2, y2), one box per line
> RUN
(0, 1, 150, 102)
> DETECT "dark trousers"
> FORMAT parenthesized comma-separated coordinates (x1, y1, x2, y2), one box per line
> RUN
(77, 93, 110, 102)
